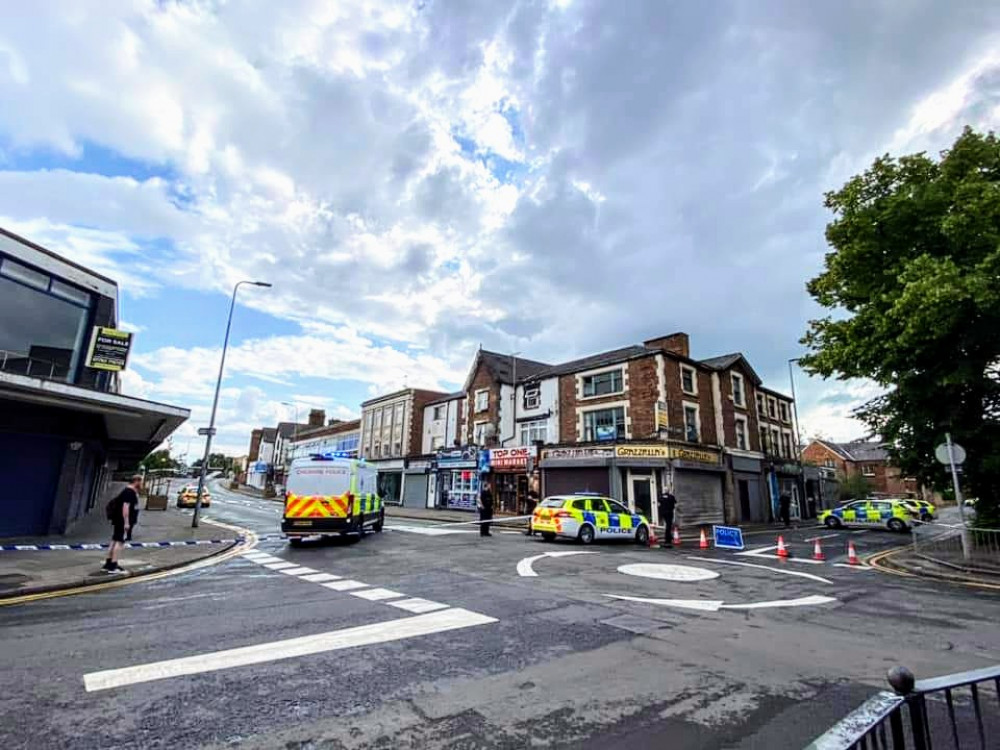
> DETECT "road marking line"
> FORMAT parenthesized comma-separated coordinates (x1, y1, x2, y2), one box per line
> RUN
(606, 594, 837, 612)
(383, 524, 478, 536)
(833, 563, 874, 571)
(322, 580, 368, 591)
(82, 608, 498, 692)
(279, 566, 317, 576)
(240, 551, 271, 559)
(804, 533, 840, 542)
(263, 562, 298, 570)
(689, 557, 834, 585)
(517, 550, 598, 577)
(299, 573, 341, 583)
(248, 556, 282, 564)
(351, 588, 403, 601)
(736, 545, 825, 565)
(389, 598, 448, 613)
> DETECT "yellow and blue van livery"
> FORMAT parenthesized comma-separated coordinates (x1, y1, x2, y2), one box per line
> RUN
(531, 494, 651, 545)
(819, 499, 916, 532)
(282, 453, 383, 543)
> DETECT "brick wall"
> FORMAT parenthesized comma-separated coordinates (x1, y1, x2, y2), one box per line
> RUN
(248, 429, 262, 461)
(627, 357, 659, 439)
(464, 362, 501, 445)
(661, 355, 717, 446)
(408, 390, 449, 455)
(558, 374, 577, 441)
(801, 442, 848, 475)
(716, 364, 756, 450)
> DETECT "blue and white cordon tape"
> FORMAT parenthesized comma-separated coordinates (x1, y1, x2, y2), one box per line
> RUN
(1, 537, 246, 552)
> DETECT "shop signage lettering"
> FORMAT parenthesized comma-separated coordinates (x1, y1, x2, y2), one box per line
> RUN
(541, 447, 614, 460)
(436, 445, 479, 468)
(669, 446, 719, 464)
(85, 326, 133, 372)
(616, 445, 669, 459)
(490, 446, 537, 470)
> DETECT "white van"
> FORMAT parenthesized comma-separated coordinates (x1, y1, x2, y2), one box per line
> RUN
(281, 454, 384, 543)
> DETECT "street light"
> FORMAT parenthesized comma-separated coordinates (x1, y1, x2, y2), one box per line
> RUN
(192, 280, 272, 528)
(788, 358, 806, 517)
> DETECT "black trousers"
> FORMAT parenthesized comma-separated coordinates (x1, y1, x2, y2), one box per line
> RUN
(479, 507, 493, 536)
(662, 511, 674, 539)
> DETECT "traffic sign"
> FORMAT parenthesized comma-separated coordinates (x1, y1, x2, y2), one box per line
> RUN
(935, 442, 965, 466)
(712, 525, 745, 551)
(197, 427, 216, 437)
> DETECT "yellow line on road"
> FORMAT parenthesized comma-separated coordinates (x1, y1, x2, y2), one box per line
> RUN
(0, 520, 257, 607)
(866, 546, 1000, 591)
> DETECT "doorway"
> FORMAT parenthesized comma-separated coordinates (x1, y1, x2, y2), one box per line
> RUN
(630, 474, 653, 521)
(738, 480, 751, 522)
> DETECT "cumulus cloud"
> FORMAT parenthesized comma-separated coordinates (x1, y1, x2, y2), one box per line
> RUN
(1, 0, 999, 445)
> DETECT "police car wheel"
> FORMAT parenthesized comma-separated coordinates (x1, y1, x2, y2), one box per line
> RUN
(578, 525, 595, 545)
(635, 525, 649, 546)
(824, 516, 841, 529)
(887, 518, 906, 532)
(541, 532, 556, 542)
(289, 538, 304, 547)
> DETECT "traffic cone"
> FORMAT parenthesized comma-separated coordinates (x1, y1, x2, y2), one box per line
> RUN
(812, 538, 826, 561)
(647, 526, 659, 548)
(776, 535, 790, 558)
(699, 528, 709, 549)
(672, 525, 682, 547)
(847, 540, 860, 566)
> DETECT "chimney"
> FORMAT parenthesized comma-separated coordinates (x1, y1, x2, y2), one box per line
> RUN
(248, 429, 263, 461)
(308, 409, 325, 427)
(644, 332, 690, 358)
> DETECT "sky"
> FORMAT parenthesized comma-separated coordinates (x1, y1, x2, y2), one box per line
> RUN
(1, 0, 998, 459)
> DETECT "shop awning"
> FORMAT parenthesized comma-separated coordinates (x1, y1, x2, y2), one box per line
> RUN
(0, 371, 190, 465)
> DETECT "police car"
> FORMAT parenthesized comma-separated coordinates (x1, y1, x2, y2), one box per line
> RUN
(531, 493, 651, 545)
(895, 498, 936, 522)
(176, 485, 211, 508)
(819, 499, 917, 532)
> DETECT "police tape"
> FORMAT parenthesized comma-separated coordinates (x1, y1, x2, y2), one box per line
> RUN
(0, 538, 246, 552)
(425, 514, 534, 528)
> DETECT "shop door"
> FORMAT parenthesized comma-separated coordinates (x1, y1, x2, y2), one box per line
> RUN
(0, 432, 64, 535)
(629, 475, 653, 520)
(543, 468, 610, 498)
(673, 471, 724, 526)
(738, 480, 751, 521)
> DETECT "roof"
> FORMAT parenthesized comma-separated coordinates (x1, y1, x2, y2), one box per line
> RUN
(699, 352, 762, 385)
(757, 385, 793, 401)
(811, 439, 888, 463)
(290, 418, 361, 443)
(0, 225, 117, 286)
(276, 421, 314, 439)
(361, 387, 450, 407)
(260, 427, 278, 443)
(480, 350, 552, 384)
(425, 390, 466, 406)
(529, 345, 650, 380)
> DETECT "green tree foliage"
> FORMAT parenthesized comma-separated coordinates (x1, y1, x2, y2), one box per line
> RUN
(801, 128, 1000, 526)
(838, 473, 872, 501)
(140, 449, 180, 472)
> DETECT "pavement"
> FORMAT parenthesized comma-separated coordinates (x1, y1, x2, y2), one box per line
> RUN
(2, 480, 997, 749)
(0, 485, 246, 599)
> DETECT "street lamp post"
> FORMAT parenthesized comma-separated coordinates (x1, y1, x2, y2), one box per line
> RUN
(192, 280, 272, 528)
(788, 358, 806, 518)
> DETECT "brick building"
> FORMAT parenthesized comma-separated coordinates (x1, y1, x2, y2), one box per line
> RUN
(801, 439, 919, 498)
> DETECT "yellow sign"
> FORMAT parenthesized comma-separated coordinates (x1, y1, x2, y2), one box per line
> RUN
(85, 327, 133, 372)
(669, 446, 719, 464)
(616, 445, 669, 459)
(655, 401, 668, 430)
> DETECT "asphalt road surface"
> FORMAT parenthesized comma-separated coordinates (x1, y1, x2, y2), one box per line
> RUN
(2, 482, 998, 749)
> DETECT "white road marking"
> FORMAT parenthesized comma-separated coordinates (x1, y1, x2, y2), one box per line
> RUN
(689, 556, 833, 585)
(833, 563, 874, 571)
(299, 573, 341, 583)
(279, 566, 317, 576)
(384, 524, 478, 536)
(322, 580, 368, 592)
(617, 563, 720, 582)
(606, 594, 837, 612)
(82, 608, 498, 692)
(736, 544, 825, 565)
(389, 598, 449, 614)
(804, 533, 841, 542)
(263, 562, 298, 570)
(517, 550, 598, 577)
(351, 588, 403, 601)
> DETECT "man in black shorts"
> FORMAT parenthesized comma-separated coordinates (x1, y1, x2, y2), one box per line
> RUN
(104, 475, 141, 573)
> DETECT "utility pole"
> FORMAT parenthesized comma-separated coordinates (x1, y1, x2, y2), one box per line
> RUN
(945, 432, 971, 560)
(788, 358, 806, 519)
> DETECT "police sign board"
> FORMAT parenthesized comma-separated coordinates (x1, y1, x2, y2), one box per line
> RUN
(712, 525, 744, 551)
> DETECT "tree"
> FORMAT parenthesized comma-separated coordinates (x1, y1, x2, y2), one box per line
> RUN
(140, 450, 180, 472)
(839, 473, 872, 501)
(801, 127, 1000, 526)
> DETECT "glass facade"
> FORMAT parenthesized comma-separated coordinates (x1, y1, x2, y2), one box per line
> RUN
(0, 257, 93, 382)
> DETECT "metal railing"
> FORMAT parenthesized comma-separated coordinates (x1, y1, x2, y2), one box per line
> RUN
(0, 348, 58, 379)
(912, 523, 1000, 571)
(807, 664, 1000, 749)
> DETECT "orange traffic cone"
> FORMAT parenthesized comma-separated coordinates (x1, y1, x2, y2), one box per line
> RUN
(847, 540, 860, 566)
(812, 538, 826, 561)
(672, 525, 682, 547)
(699, 528, 709, 549)
(648, 526, 659, 548)
(776, 535, 790, 558)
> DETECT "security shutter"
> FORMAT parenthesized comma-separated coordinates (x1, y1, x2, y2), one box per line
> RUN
(674, 470, 724, 526)
(543, 468, 610, 498)
(402, 474, 428, 508)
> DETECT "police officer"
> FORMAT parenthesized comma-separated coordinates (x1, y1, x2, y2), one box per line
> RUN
(658, 486, 677, 547)
(478, 479, 494, 537)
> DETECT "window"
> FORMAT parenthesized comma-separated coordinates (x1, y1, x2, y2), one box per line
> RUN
(520, 419, 548, 445)
(523, 384, 541, 410)
(823, 458, 835, 469)
(760, 426, 770, 453)
(607, 499, 629, 515)
(756, 393, 765, 415)
(392, 440, 401, 456)
(475, 389, 489, 412)
(0, 257, 94, 383)
(768, 397, 777, 419)
(731, 373, 746, 408)
(772, 429, 781, 455)
(571, 499, 589, 510)
(779, 402, 790, 423)
(587, 498, 610, 513)
(683, 403, 700, 443)
(432, 404, 446, 421)
(583, 407, 625, 441)
(582, 368, 624, 398)
(681, 365, 697, 395)
(734, 416, 748, 451)
(862, 464, 876, 476)
(781, 432, 792, 458)
(474, 420, 489, 444)
(430, 436, 444, 451)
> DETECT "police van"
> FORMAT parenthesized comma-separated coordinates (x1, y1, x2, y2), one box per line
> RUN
(281, 453, 384, 545)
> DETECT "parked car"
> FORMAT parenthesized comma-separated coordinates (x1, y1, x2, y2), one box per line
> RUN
(177, 485, 211, 508)
(819, 499, 917, 532)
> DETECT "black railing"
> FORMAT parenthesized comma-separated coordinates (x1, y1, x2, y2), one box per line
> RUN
(807, 664, 1000, 749)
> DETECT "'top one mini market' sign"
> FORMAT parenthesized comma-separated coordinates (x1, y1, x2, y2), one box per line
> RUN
(85, 327, 133, 372)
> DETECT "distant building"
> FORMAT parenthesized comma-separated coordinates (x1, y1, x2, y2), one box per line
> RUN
(801, 439, 919, 498)
(287, 418, 361, 462)
(0, 227, 190, 536)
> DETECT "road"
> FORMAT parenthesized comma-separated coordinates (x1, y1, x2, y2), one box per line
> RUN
(2, 481, 998, 749)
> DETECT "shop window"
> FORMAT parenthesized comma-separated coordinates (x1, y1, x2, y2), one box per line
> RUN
(583, 407, 625, 441)
(523, 384, 541, 410)
(731, 373, 746, 408)
(520, 419, 547, 445)
(683, 403, 700, 443)
(734, 416, 748, 451)
(582, 368, 624, 398)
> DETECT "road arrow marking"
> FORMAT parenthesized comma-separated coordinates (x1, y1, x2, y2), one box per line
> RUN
(517, 550, 598, 577)
(605, 594, 837, 612)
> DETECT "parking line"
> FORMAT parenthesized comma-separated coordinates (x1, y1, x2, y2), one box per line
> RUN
(299, 573, 341, 583)
(321, 580, 368, 592)
(351, 588, 403, 601)
(390, 598, 449, 614)
(279, 567, 317, 576)
(263, 562, 298, 570)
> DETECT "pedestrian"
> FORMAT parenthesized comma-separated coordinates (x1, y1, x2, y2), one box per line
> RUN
(525, 477, 540, 536)
(658, 486, 677, 547)
(478, 478, 494, 537)
(779, 492, 792, 528)
(104, 475, 141, 573)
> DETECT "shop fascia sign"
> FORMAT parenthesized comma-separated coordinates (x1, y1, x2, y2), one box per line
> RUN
(489, 445, 537, 470)
(542, 446, 615, 460)
(613, 444, 720, 465)
(435, 445, 479, 468)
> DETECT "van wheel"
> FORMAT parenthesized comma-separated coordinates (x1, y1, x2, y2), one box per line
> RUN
(374, 510, 384, 533)
(578, 525, 595, 545)
(357, 513, 367, 537)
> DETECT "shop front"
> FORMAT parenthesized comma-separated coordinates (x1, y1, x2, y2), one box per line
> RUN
(373, 459, 404, 505)
(539, 446, 615, 499)
(433, 446, 481, 511)
(613, 445, 673, 524)
(729, 455, 768, 524)
(766, 461, 805, 520)
(401, 458, 432, 509)
(488, 446, 537, 514)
